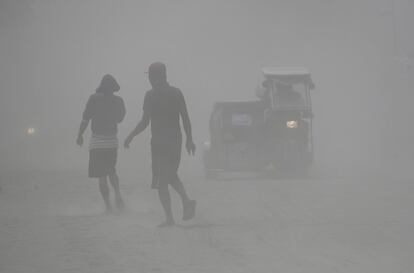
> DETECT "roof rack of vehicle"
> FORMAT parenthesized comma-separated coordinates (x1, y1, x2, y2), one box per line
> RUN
(262, 67, 310, 77)
(261, 67, 314, 89)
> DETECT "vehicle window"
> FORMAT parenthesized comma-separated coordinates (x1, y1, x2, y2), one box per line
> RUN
(274, 82, 306, 108)
(231, 114, 253, 126)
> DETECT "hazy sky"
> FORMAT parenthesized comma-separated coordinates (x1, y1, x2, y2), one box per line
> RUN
(0, 0, 413, 174)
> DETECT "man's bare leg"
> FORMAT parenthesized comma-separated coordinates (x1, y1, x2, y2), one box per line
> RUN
(109, 172, 124, 210)
(157, 183, 175, 227)
(170, 177, 196, 221)
(98, 176, 112, 212)
(170, 176, 190, 204)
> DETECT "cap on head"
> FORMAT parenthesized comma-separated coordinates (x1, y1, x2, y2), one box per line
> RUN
(147, 62, 167, 80)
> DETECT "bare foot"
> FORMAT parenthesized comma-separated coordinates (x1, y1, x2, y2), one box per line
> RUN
(183, 200, 196, 221)
(104, 204, 114, 214)
(115, 196, 125, 211)
(157, 219, 175, 228)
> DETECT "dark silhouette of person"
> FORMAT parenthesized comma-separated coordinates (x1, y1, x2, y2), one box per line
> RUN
(124, 62, 196, 227)
(273, 82, 304, 107)
(77, 74, 126, 213)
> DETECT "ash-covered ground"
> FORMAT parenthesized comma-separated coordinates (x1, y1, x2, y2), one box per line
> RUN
(0, 168, 412, 273)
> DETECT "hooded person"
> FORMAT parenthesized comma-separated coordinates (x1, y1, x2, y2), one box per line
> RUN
(76, 74, 126, 213)
(124, 62, 196, 227)
(96, 74, 121, 94)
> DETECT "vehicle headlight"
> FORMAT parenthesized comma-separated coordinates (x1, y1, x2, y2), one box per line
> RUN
(286, 120, 298, 129)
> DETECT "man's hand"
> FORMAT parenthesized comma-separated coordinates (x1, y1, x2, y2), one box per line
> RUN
(124, 135, 133, 149)
(186, 139, 196, 156)
(76, 135, 83, 147)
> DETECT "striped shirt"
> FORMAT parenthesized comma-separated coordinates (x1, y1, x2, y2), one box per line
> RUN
(89, 134, 119, 150)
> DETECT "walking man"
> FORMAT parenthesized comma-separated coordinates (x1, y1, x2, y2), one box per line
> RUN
(77, 74, 126, 213)
(124, 62, 196, 227)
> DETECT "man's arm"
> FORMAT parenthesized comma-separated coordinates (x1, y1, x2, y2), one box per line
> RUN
(179, 91, 195, 155)
(124, 92, 151, 148)
(124, 111, 150, 148)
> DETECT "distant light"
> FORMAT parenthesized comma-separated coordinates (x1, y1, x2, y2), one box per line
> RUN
(286, 120, 298, 129)
(27, 128, 36, 135)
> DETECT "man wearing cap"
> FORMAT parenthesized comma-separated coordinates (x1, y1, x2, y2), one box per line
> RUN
(124, 62, 196, 227)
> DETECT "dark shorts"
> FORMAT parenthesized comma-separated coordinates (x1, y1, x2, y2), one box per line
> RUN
(151, 138, 182, 189)
(89, 148, 117, 178)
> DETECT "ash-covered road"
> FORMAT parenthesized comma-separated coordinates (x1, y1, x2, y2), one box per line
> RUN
(0, 169, 412, 273)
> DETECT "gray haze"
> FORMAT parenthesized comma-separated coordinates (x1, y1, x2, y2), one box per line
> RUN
(0, 0, 412, 175)
(1, 0, 414, 272)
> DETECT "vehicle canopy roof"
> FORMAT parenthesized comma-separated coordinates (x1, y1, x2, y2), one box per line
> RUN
(213, 100, 265, 112)
(262, 67, 314, 87)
